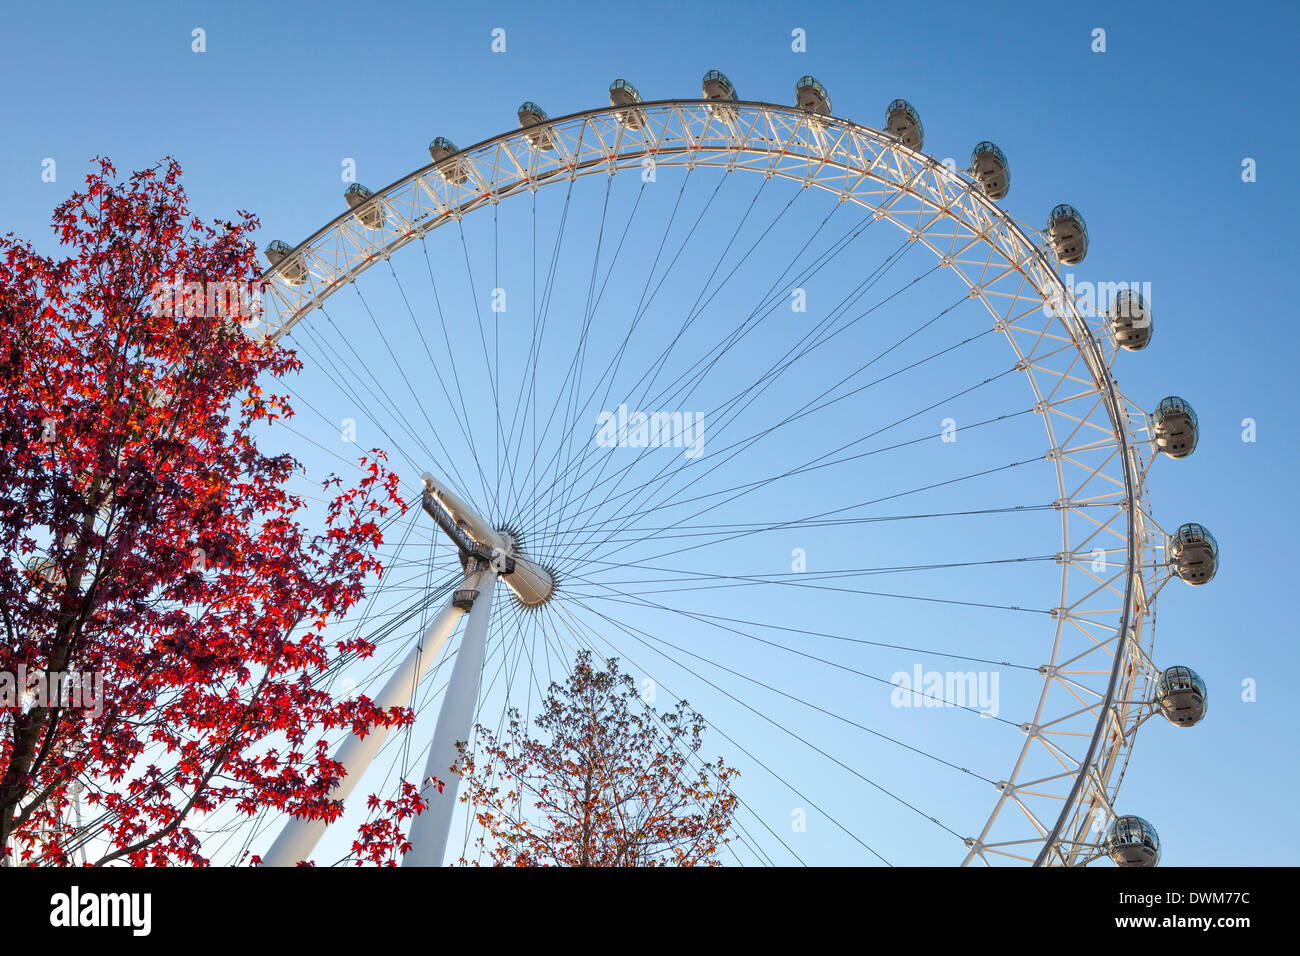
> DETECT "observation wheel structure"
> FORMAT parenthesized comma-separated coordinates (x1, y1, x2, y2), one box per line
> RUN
(245, 74, 1216, 868)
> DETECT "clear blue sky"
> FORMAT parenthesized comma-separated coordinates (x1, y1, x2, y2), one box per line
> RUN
(2, 0, 1296, 866)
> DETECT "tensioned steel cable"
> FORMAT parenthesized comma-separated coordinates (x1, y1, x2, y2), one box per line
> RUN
(543, 194, 895, 555)
(557, 258, 962, 569)
(529, 501, 1096, 547)
(538, 603, 778, 866)
(531, 185, 872, 542)
(545, 173, 784, 542)
(549, 601, 888, 865)
(491, 177, 582, 528)
(541, 371, 1025, 565)
(499, 176, 609, 525)
(529, 168, 706, 559)
(553, 365, 1025, 576)
(540, 237, 938, 558)
(504, 172, 620, 527)
(566, 596, 972, 850)
(560, 578, 1026, 730)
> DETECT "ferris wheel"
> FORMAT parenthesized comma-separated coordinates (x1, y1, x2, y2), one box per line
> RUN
(223, 72, 1220, 868)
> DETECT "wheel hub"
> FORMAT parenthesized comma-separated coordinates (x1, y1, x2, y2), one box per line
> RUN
(420, 471, 557, 609)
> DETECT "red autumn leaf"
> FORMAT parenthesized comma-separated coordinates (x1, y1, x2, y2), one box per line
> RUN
(0, 158, 410, 866)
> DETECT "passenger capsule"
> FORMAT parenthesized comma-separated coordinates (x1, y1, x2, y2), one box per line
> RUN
(263, 240, 308, 286)
(1155, 665, 1208, 727)
(1109, 288, 1153, 351)
(702, 69, 737, 102)
(1047, 204, 1089, 265)
(970, 141, 1011, 200)
(344, 183, 384, 230)
(609, 78, 644, 129)
(795, 75, 831, 115)
(1105, 815, 1161, 867)
(885, 99, 924, 150)
(1153, 396, 1198, 459)
(428, 137, 468, 185)
(1169, 522, 1218, 585)
(517, 101, 555, 151)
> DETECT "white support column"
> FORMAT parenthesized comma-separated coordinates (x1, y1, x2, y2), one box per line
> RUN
(403, 569, 497, 867)
(262, 596, 467, 867)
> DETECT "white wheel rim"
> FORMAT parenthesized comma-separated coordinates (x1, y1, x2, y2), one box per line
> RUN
(249, 100, 1170, 866)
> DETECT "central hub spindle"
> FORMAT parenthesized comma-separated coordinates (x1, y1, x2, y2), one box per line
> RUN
(421, 471, 557, 609)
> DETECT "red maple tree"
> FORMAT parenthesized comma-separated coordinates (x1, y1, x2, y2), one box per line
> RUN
(0, 158, 416, 865)
(455, 650, 738, 866)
